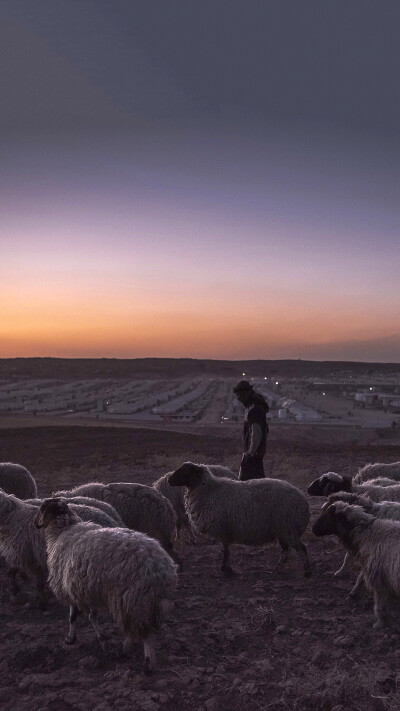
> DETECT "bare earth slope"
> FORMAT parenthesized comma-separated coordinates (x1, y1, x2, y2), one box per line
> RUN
(1, 423, 400, 710)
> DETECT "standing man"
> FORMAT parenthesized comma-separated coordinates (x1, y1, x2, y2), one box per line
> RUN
(233, 380, 269, 480)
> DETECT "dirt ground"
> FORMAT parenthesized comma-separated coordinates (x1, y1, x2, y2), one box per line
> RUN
(1, 422, 400, 711)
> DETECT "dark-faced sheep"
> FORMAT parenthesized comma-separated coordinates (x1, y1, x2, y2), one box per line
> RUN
(0, 491, 121, 607)
(307, 472, 400, 502)
(313, 501, 400, 631)
(321, 491, 400, 597)
(168, 462, 311, 577)
(34, 498, 177, 673)
(153, 464, 237, 543)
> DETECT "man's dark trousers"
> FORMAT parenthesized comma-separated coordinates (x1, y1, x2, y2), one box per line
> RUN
(239, 453, 265, 481)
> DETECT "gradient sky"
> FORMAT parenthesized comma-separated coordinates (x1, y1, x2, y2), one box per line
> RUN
(1, 1, 399, 362)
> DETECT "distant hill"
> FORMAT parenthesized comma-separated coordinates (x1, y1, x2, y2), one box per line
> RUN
(0, 357, 399, 380)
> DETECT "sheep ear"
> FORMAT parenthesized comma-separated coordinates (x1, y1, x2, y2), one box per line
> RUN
(33, 510, 44, 528)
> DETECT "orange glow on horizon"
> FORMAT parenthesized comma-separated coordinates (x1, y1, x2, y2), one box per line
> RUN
(2, 281, 399, 360)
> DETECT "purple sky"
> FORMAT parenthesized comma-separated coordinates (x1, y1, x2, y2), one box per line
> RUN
(1, 1, 399, 361)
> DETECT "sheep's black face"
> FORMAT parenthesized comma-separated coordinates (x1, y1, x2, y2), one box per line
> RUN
(307, 477, 325, 496)
(307, 473, 345, 497)
(168, 463, 203, 489)
(34, 498, 70, 529)
(314, 502, 372, 539)
(312, 506, 340, 537)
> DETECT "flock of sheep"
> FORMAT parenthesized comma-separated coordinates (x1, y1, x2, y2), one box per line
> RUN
(1, 458, 400, 674)
(308, 461, 400, 631)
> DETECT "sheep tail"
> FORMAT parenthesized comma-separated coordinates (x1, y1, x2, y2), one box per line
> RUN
(120, 587, 162, 638)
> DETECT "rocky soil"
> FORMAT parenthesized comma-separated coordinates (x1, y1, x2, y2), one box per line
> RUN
(1, 424, 400, 711)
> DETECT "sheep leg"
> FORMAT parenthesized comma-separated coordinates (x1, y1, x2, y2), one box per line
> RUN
(121, 635, 134, 657)
(276, 540, 289, 572)
(348, 572, 365, 599)
(36, 573, 48, 611)
(176, 521, 183, 540)
(373, 590, 391, 629)
(7, 567, 20, 597)
(372, 591, 400, 631)
(143, 634, 156, 674)
(292, 541, 312, 578)
(88, 609, 108, 651)
(183, 516, 196, 544)
(65, 605, 81, 644)
(334, 552, 349, 577)
(221, 543, 235, 577)
(187, 526, 197, 545)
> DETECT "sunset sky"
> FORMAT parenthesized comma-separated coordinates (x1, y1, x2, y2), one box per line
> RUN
(1, 1, 399, 362)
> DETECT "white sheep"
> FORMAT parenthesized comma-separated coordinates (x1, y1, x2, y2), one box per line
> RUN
(53, 482, 180, 564)
(313, 501, 400, 630)
(353, 461, 400, 485)
(168, 462, 311, 577)
(0, 462, 37, 499)
(153, 464, 237, 543)
(307, 471, 400, 502)
(0, 492, 120, 606)
(34, 498, 177, 673)
(0, 490, 47, 607)
(322, 491, 400, 597)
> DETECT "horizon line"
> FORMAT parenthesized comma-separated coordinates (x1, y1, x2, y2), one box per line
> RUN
(1, 356, 400, 366)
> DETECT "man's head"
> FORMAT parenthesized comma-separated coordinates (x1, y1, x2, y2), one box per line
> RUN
(233, 380, 254, 404)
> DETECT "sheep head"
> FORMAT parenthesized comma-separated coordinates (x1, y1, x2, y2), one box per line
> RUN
(313, 501, 373, 539)
(307, 472, 349, 496)
(34, 497, 74, 529)
(313, 502, 347, 537)
(168, 462, 207, 489)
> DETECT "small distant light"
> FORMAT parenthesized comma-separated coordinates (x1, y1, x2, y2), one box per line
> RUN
(370, 387, 373, 391)
(275, 381, 279, 386)
(242, 372, 246, 376)
(264, 377, 267, 380)
(322, 392, 325, 396)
